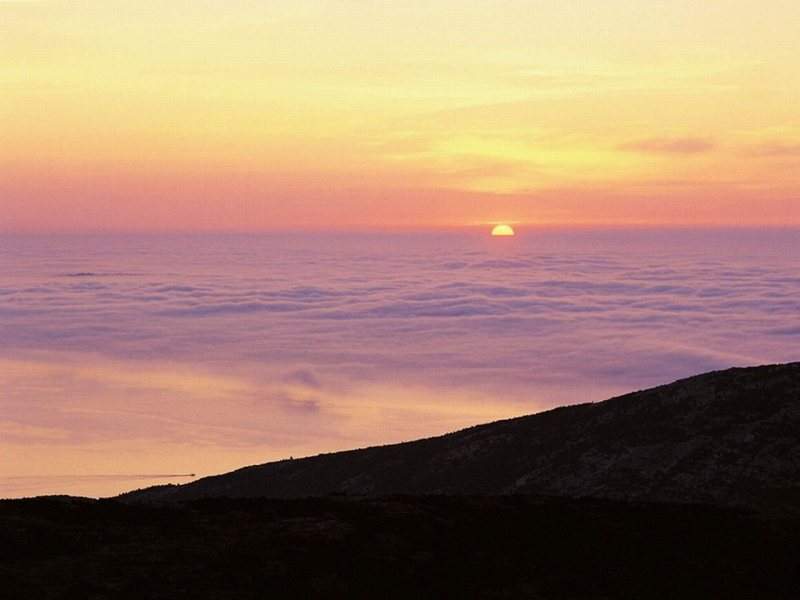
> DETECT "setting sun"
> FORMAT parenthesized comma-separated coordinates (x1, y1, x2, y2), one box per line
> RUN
(491, 225, 515, 237)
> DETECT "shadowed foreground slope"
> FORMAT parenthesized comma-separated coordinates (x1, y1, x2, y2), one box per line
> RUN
(2, 495, 799, 599)
(123, 363, 800, 510)
(5, 364, 800, 598)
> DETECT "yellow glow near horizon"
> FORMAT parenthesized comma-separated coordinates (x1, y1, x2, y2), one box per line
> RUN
(1, 1, 799, 230)
(491, 224, 515, 237)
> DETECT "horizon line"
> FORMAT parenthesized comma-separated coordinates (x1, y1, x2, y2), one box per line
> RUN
(3, 223, 800, 236)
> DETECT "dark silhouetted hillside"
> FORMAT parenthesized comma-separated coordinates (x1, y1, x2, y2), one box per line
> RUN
(122, 363, 800, 511)
(2, 495, 799, 599)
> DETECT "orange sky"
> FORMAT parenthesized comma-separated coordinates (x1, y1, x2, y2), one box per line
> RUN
(2, 0, 799, 230)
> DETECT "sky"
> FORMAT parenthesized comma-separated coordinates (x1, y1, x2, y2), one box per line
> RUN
(2, 0, 800, 230)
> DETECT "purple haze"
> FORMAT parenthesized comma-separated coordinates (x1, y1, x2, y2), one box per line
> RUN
(1, 228, 798, 497)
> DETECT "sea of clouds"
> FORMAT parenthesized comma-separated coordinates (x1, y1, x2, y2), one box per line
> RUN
(1, 228, 798, 496)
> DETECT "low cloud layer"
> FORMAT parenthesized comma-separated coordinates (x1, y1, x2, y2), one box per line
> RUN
(1, 229, 799, 496)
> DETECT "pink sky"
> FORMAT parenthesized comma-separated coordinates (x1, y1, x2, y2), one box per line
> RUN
(2, 1, 799, 230)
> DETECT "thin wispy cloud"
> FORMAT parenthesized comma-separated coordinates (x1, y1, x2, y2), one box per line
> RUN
(747, 142, 800, 157)
(618, 138, 716, 155)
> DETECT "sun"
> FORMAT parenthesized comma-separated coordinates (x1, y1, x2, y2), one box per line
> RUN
(491, 224, 515, 237)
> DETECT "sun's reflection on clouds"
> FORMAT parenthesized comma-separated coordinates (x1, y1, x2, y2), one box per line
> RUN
(0, 353, 524, 497)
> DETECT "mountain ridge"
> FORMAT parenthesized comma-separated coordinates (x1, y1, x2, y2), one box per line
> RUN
(121, 363, 800, 510)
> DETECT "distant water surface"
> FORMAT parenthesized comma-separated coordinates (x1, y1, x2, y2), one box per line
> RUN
(1, 228, 798, 497)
